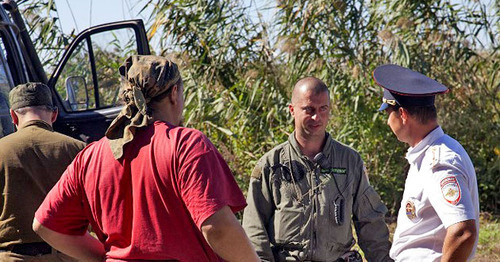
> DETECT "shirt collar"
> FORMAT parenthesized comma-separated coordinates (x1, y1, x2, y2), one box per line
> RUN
(405, 126, 444, 164)
(288, 131, 334, 162)
(19, 120, 54, 131)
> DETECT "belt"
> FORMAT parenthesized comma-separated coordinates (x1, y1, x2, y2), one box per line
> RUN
(1, 242, 52, 256)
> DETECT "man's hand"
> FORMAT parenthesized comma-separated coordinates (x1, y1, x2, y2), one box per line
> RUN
(442, 219, 477, 262)
(201, 206, 259, 262)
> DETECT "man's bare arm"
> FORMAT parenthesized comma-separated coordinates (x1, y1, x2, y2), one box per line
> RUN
(442, 219, 477, 262)
(201, 206, 259, 262)
(33, 218, 105, 262)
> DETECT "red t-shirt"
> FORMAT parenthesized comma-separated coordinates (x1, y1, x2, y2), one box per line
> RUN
(35, 121, 247, 261)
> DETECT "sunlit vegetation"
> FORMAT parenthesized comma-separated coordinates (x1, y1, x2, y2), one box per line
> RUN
(20, 0, 499, 218)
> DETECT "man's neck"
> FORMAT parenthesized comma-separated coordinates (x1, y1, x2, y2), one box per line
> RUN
(17, 115, 52, 129)
(151, 104, 177, 124)
(295, 132, 326, 160)
(407, 122, 439, 147)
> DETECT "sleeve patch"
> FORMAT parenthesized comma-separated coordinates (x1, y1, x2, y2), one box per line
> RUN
(440, 176, 461, 205)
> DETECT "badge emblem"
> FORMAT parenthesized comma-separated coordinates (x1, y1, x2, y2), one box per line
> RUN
(440, 176, 461, 205)
(405, 200, 416, 220)
(322, 167, 347, 175)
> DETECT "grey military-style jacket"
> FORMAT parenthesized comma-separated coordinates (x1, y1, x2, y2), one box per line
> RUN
(242, 132, 392, 262)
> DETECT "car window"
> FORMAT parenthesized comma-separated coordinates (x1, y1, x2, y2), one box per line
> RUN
(54, 41, 95, 111)
(54, 27, 138, 112)
(93, 28, 137, 108)
(0, 37, 15, 138)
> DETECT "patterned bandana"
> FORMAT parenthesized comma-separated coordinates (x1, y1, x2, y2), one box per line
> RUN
(105, 55, 181, 159)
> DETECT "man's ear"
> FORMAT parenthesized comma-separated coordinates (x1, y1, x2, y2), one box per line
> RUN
(399, 107, 409, 124)
(168, 85, 179, 104)
(50, 108, 58, 123)
(10, 109, 18, 126)
(289, 104, 294, 117)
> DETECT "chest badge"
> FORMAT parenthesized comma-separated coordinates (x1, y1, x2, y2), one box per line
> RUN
(405, 200, 416, 220)
(440, 176, 461, 205)
(322, 168, 347, 175)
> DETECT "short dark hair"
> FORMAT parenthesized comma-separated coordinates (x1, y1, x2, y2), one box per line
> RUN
(292, 77, 329, 103)
(403, 105, 437, 124)
(14, 105, 57, 114)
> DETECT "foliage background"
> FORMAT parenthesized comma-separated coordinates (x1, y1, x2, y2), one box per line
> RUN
(18, 0, 499, 216)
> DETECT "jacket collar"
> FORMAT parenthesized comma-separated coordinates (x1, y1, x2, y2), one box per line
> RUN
(288, 131, 334, 163)
(405, 126, 444, 165)
(19, 120, 53, 131)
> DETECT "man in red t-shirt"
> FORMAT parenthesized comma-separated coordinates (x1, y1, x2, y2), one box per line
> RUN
(33, 55, 259, 262)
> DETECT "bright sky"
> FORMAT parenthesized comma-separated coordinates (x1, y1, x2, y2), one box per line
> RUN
(53, 0, 275, 52)
(53, 0, 495, 50)
(54, 0, 275, 32)
(53, 0, 148, 34)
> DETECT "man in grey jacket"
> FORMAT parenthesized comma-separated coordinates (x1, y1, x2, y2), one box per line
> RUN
(242, 77, 392, 262)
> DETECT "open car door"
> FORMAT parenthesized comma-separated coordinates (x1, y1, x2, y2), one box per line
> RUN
(49, 19, 150, 143)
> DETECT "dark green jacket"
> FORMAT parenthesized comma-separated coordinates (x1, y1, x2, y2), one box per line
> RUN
(0, 120, 85, 248)
(242, 132, 392, 261)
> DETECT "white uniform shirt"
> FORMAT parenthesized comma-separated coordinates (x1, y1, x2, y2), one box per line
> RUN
(390, 126, 479, 261)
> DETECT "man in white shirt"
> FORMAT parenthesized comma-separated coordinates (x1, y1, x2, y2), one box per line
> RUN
(372, 64, 479, 262)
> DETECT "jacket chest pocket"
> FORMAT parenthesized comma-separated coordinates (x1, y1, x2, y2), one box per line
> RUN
(319, 173, 351, 211)
(278, 180, 303, 204)
(323, 172, 350, 195)
(272, 208, 306, 244)
(271, 163, 310, 206)
(321, 193, 353, 249)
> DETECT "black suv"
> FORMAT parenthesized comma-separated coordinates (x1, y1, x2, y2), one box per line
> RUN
(0, 0, 150, 142)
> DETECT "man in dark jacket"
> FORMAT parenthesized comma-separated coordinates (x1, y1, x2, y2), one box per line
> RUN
(0, 82, 85, 261)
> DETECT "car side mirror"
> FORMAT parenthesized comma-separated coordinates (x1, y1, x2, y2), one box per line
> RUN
(65, 76, 89, 111)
